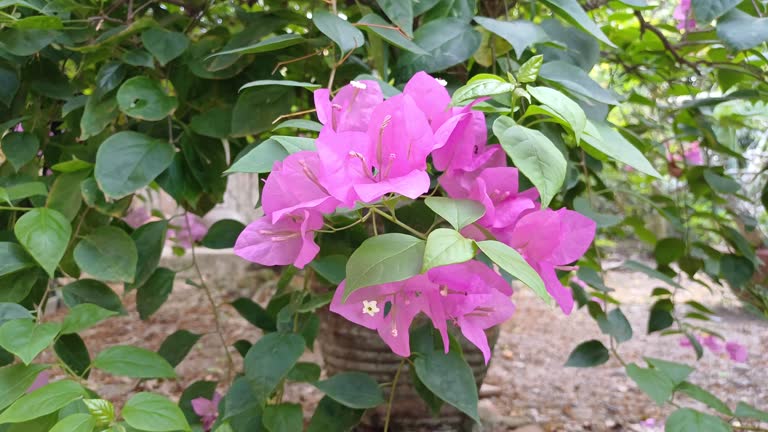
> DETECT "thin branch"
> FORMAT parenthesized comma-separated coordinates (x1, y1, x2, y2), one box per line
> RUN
(370, 207, 427, 240)
(271, 108, 317, 124)
(272, 45, 330, 75)
(383, 358, 406, 432)
(353, 22, 411, 40)
(634, 11, 701, 75)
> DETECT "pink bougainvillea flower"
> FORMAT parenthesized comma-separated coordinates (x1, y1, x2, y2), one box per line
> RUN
(317, 93, 434, 205)
(403, 71, 452, 124)
(314, 80, 383, 132)
(330, 276, 433, 357)
(427, 261, 515, 363)
(468, 167, 539, 230)
(438, 144, 507, 199)
(702, 335, 724, 353)
(503, 209, 596, 314)
(234, 210, 322, 269)
(26, 370, 49, 393)
(673, 0, 696, 31)
(192, 392, 222, 431)
(124, 205, 151, 228)
(683, 140, 703, 165)
(725, 341, 748, 363)
(171, 214, 208, 248)
(261, 151, 339, 223)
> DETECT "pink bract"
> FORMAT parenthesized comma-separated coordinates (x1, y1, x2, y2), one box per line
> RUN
(673, 0, 696, 31)
(314, 80, 383, 132)
(725, 341, 748, 363)
(192, 392, 222, 431)
(234, 210, 322, 269)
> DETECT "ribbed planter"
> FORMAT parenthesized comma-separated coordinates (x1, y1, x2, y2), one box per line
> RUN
(318, 309, 498, 432)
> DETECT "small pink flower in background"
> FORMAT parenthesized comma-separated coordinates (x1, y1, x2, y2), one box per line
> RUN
(13, 123, 23, 132)
(673, 0, 696, 31)
(171, 214, 208, 248)
(191, 392, 221, 431)
(702, 335, 724, 353)
(725, 342, 748, 363)
(683, 140, 703, 165)
(26, 370, 49, 393)
(124, 205, 151, 228)
(234, 210, 322, 269)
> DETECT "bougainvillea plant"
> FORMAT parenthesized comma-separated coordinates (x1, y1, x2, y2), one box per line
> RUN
(0, 0, 767, 431)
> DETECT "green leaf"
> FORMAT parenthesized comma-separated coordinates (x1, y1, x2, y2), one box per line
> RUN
(499, 125, 566, 207)
(61, 279, 125, 313)
(564, 339, 609, 367)
(396, 18, 481, 77)
(1, 132, 38, 171)
(539, 0, 615, 47)
(227, 136, 316, 174)
(424, 196, 485, 231)
(375, 0, 413, 36)
(95, 131, 176, 198)
(624, 260, 683, 289)
(703, 169, 740, 193)
(735, 402, 768, 421)
(597, 308, 633, 343)
(79, 95, 119, 140)
(263, 403, 303, 432)
(137, 268, 175, 320)
(244, 333, 305, 404)
(475, 240, 550, 305)
(625, 363, 675, 405)
(720, 254, 754, 288)
(677, 382, 733, 416)
(83, 398, 115, 427)
(422, 228, 476, 272)
(358, 14, 426, 54)
(54, 333, 91, 378)
(312, 372, 385, 409)
(239, 80, 320, 92)
(648, 308, 674, 334)
(654, 237, 686, 266)
(0, 380, 84, 424)
(451, 78, 515, 106)
(61, 304, 117, 334)
(717, 10, 768, 50)
(0, 303, 33, 326)
(539, 61, 619, 105)
(527, 86, 585, 141)
(49, 413, 96, 432)
(287, 362, 322, 382)
(272, 119, 323, 132)
(122, 49, 155, 68)
(422, 0, 476, 22)
(0, 363, 49, 411)
(306, 396, 364, 432)
(141, 27, 189, 66)
(189, 106, 232, 138)
(414, 340, 479, 422)
(158, 330, 201, 368)
(313, 10, 365, 53)
(581, 122, 661, 178)
(201, 220, 245, 249)
(230, 87, 295, 137)
(0, 66, 19, 107)
(232, 298, 276, 331)
(645, 357, 693, 385)
(116, 77, 178, 121)
(693, 0, 740, 21)
(92, 346, 176, 378)
(0, 270, 39, 303)
(0, 243, 35, 277)
(309, 255, 347, 286)
(93, 62, 126, 100)
(74, 226, 137, 283)
(343, 233, 426, 297)
(128, 220, 168, 291)
(207, 34, 305, 57)
(573, 197, 622, 228)
(3, 182, 47, 202)
(123, 393, 190, 432)
(665, 408, 731, 432)
(14, 208, 71, 278)
(179, 381, 217, 425)
(0, 29, 57, 56)
(46, 171, 90, 221)
(473, 17, 549, 58)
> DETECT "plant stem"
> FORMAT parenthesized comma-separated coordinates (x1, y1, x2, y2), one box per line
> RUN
(0, 206, 32, 211)
(370, 207, 427, 240)
(383, 358, 406, 432)
(186, 212, 235, 382)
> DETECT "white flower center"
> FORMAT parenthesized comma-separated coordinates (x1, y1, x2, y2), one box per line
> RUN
(362, 300, 380, 317)
(435, 78, 447, 87)
(351, 80, 367, 90)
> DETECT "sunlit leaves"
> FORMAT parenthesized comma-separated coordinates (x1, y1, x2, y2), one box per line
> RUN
(94, 131, 175, 198)
(14, 208, 71, 278)
(123, 393, 191, 432)
(344, 233, 426, 297)
(92, 346, 176, 378)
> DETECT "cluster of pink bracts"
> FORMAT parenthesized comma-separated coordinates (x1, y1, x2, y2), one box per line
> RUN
(234, 72, 596, 362)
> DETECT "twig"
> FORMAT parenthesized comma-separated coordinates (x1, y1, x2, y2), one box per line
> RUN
(634, 11, 701, 75)
(353, 22, 411, 40)
(271, 108, 317, 124)
(272, 45, 330, 75)
(370, 207, 427, 240)
(383, 358, 406, 432)
(185, 212, 235, 382)
(0, 206, 33, 211)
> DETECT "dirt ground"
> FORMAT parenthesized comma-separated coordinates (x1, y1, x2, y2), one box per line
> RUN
(43, 254, 768, 431)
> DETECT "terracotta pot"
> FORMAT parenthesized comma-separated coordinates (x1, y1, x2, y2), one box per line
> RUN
(318, 309, 498, 432)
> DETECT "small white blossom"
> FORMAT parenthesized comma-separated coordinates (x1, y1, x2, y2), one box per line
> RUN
(350, 80, 367, 90)
(435, 78, 448, 87)
(362, 300, 380, 317)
